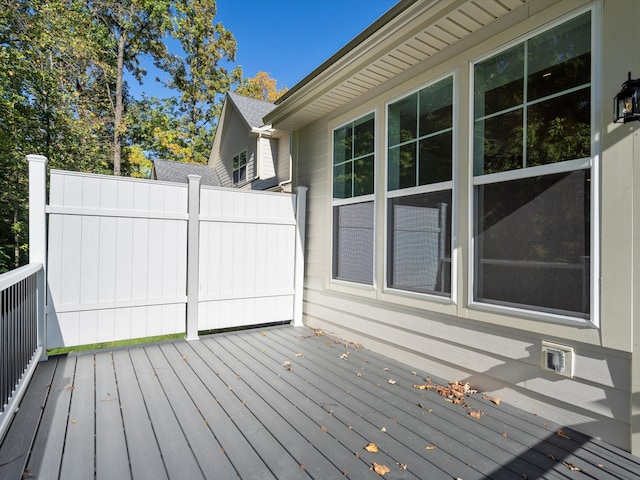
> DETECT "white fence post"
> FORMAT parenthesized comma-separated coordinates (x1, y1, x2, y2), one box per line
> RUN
(27, 154, 48, 360)
(293, 186, 308, 327)
(185, 174, 201, 340)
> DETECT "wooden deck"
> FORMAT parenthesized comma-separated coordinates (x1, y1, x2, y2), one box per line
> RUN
(1, 326, 639, 480)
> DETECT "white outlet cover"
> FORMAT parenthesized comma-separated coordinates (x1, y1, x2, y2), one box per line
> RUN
(541, 341, 575, 378)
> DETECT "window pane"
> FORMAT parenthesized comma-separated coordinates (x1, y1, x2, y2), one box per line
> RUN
(333, 202, 374, 284)
(419, 77, 453, 137)
(474, 44, 524, 118)
(334, 125, 352, 165)
(388, 143, 417, 191)
(333, 162, 352, 199)
(474, 170, 590, 317)
(238, 166, 246, 182)
(233, 155, 239, 169)
(388, 191, 451, 295)
(474, 109, 523, 175)
(527, 87, 590, 167)
(528, 12, 591, 101)
(354, 113, 375, 158)
(240, 151, 247, 166)
(419, 131, 452, 185)
(354, 155, 374, 196)
(388, 94, 417, 146)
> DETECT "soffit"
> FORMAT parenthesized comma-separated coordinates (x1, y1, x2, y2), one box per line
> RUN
(266, 0, 529, 131)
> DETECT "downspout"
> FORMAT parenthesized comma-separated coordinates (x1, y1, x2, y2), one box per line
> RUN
(277, 133, 294, 191)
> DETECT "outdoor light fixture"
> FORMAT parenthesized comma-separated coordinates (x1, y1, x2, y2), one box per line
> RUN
(614, 72, 640, 123)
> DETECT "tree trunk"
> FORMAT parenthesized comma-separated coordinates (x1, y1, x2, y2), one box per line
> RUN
(113, 34, 125, 176)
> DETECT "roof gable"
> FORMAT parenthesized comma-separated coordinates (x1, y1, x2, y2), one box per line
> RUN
(227, 92, 277, 129)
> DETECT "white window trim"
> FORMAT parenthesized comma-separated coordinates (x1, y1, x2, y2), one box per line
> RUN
(383, 71, 458, 303)
(467, 4, 601, 328)
(330, 110, 378, 288)
(232, 150, 247, 184)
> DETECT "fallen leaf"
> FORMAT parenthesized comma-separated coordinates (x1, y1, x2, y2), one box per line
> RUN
(261, 331, 266, 336)
(547, 454, 556, 461)
(295, 353, 303, 357)
(364, 442, 378, 453)
(340, 353, 349, 360)
(321, 426, 328, 432)
(384, 368, 389, 371)
(482, 394, 500, 405)
(417, 403, 424, 409)
(468, 410, 484, 419)
(282, 361, 292, 370)
(380, 426, 386, 432)
(65, 385, 74, 391)
(388, 379, 396, 385)
(370, 462, 390, 476)
(502, 432, 508, 438)
(357, 372, 362, 377)
(313, 328, 325, 336)
(425, 445, 437, 450)
(562, 461, 581, 471)
(354, 452, 360, 458)
(71, 419, 77, 424)
(556, 429, 571, 440)
(300, 465, 306, 471)
(411, 371, 417, 376)
(399, 463, 407, 470)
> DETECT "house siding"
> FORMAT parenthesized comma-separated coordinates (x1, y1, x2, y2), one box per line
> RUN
(215, 106, 252, 188)
(294, 0, 639, 452)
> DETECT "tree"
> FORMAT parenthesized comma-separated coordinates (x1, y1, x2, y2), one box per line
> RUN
(236, 71, 288, 102)
(159, 0, 241, 164)
(90, 0, 172, 175)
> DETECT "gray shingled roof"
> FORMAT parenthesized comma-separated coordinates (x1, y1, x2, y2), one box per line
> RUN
(227, 92, 277, 128)
(152, 159, 221, 186)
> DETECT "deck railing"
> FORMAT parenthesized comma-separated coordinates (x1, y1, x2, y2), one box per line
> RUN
(0, 263, 44, 442)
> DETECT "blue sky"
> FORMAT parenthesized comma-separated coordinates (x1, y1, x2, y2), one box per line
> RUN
(126, 0, 398, 99)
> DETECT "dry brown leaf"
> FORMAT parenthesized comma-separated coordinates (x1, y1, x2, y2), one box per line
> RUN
(295, 353, 303, 357)
(65, 385, 74, 391)
(469, 410, 484, 419)
(357, 372, 362, 377)
(556, 429, 571, 440)
(384, 368, 390, 371)
(482, 394, 500, 405)
(321, 426, 328, 432)
(502, 431, 508, 438)
(354, 452, 360, 459)
(425, 445, 437, 450)
(399, 463, 407, 470)
(370, 462, 390, 476)
(261, 331, 266, 336)
(364, 442, 378, 453)
(313, 328, 325, 336)
(388, 379, 396, 385)
(562, 462, 581, 471)
(547, 454, 556, 461)
(417, 403, 424, 409)
(340, 353, 349, 360)
(70, 419, 77, 424)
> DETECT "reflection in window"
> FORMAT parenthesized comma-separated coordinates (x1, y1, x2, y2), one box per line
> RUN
(474, 12, 591, 176)
(388, 76, 453, 190)
(333, 113, 375, 199)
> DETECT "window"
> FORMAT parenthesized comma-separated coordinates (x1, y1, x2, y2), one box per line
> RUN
(233, 150, 247, 184)
(332, 113, 375, 284)
(387, 76, 453, 296)
(472, 11, 593, 319)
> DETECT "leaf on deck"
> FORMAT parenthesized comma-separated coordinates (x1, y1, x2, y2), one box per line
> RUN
(556, 429, 571, 440)
(370, 462, 390, 475)
(364, 442, 378, 453)
(482, 394, 500, 405)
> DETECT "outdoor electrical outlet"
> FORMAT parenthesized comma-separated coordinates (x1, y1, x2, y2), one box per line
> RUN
(541, 341, 574, 378)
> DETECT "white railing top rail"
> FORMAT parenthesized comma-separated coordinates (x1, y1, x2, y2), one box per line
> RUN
(0, 263, 43, 292)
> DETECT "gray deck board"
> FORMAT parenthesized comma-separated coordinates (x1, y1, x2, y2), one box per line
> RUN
(2, 325, 640, 480)
(0, 358, 56, 480)
(60, 353, 95, 479)
(95, 351, 131, 480)
(111, 348, 168, 480)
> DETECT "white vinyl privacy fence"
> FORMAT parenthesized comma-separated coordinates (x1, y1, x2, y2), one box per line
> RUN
(30, 157, 306, 348)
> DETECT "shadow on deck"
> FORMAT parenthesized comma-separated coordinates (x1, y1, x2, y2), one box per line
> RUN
(1, 326, 639, 479)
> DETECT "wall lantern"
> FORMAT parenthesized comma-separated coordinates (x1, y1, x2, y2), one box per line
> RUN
(613, 72, 640, 123)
